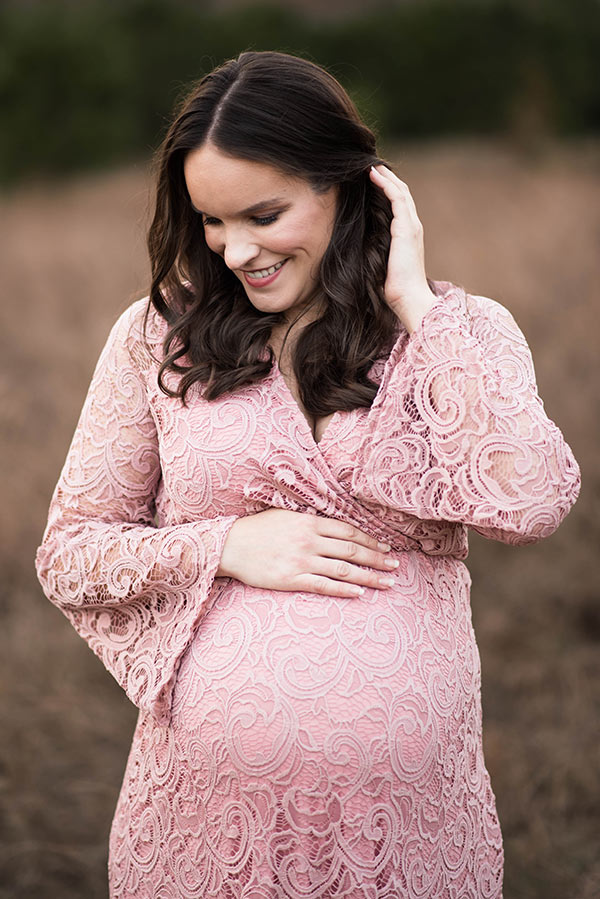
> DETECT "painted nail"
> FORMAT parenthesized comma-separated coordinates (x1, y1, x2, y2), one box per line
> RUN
(379, 577, 395, 587)
(385, 559, 399, 568)
(350, 586, 365, 595)
(377, 542, 391, 551)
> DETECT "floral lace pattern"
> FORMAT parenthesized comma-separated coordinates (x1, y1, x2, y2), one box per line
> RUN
(35, 280, 580, 897)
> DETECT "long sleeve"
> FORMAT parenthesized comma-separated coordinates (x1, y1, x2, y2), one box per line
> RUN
(35, 301, 238, 725)
(351, 285, 580, 545)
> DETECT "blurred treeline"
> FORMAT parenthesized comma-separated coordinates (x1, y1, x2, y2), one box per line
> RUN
(1, 0, 599, 184)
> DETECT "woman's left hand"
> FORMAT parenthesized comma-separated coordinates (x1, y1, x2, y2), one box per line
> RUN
(369, 163, 437, 334)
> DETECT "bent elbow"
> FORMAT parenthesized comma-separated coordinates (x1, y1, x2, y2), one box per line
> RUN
(35, 526, 86, 609)
(473, 472, 581, 546)
(518, 454, 581, 543)
(511, 500, 576, 545)
(35, 532, 55, 598)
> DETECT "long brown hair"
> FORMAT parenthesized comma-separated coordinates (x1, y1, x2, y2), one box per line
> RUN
(147, 50, 430, 412)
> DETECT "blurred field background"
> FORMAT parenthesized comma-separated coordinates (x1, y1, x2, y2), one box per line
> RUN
(1, 1, 599, 897)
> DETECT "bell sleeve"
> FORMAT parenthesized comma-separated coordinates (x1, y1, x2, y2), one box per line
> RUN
(351, 285, 580, 545)
(35, 301, 238, 725)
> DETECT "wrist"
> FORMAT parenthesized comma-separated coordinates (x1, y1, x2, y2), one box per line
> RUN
(388, 287, 437, 335)
(216, 518, 243, 578)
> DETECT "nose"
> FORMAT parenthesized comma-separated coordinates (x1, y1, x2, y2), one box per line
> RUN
(221, 226, 260, 271)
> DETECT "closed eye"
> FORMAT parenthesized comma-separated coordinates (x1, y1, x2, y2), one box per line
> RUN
(253, 213, 279, 226)
(201, 212, 281, 227)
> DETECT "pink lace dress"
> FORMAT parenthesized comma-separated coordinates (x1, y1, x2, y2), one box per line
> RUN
(35, 280, 580, 898)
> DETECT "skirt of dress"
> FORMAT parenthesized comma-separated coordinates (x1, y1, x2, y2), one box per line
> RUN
(108, 551, 503, 899)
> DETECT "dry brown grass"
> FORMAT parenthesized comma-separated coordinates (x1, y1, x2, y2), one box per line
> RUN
(1, 139, 598, 898)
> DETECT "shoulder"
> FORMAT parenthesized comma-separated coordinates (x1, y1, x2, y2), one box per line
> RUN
(431, 278, 528, 344)
(103, 296, 169, 373)
(428, 279, 536, 383)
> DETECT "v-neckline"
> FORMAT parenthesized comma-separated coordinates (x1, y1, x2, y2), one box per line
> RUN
(271, 356, 341, 451)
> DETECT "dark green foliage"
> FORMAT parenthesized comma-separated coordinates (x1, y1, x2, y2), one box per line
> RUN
(1, 0, 599, 183)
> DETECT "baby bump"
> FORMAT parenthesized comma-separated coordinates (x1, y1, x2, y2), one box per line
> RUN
(161, 554, 497, 894)
(113, 555, 503, 898)
(171, 552, 482, 787)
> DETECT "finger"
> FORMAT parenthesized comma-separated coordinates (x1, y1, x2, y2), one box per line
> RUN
(317, 535, 400, 572)
(295, 573, 367, 598)
(371, 163, 408, 189)
(370, 165, 418, 216)
(311, 557, 397, 591)
(370, 165, 401, 193)
(315, 518, 389, 553)
(291, 572, 379, 599)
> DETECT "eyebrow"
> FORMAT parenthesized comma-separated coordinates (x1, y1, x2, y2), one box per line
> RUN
(192, 197, 287, 216)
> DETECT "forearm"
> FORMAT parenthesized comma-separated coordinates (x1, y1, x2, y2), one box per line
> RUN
(352, 288, 580, 544)
(36, 512, 238, 610)
(388, 285, 438, 335)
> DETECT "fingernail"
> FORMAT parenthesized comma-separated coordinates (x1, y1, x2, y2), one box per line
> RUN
(384, 559, 399, 568)
(350, 586, 365, 595)
(379, 577, 395, 587)
(377, 542, 391, 551)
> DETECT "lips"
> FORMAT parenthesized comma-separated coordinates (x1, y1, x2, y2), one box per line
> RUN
(242, 258, 288, 287)
(245, 260, 286, 279)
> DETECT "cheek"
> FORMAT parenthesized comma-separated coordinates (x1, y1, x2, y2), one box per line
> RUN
(204, 233, 222, 256)
(267, 224, 302, 253)
(275, 216, 328, 257)
(301, 203, 335, 259)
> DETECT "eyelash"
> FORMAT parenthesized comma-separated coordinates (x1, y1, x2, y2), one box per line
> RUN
(254, 213, 279, 226)
(201, 213, 280, 227)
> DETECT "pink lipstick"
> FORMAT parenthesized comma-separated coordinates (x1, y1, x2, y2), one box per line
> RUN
(242, 259, 288, 288)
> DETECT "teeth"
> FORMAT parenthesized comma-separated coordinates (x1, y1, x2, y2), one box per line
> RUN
(246, 260, 286, 279)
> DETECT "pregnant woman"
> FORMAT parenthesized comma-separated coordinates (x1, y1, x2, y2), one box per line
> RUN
(35, 50, 580, 897)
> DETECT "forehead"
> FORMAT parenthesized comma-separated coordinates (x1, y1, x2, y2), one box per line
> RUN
(183, 144, 304, 214)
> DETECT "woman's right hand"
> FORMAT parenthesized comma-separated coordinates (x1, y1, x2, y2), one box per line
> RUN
(216, 508, 399, 597)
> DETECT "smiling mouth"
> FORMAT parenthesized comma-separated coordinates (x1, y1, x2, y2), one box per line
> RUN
(244, 259, 287, 280)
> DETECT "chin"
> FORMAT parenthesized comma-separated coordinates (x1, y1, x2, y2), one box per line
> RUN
(246, 300, 284, 314)
(246, 297, 296, 316)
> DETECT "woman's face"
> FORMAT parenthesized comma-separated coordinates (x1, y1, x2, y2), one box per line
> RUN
(184, 143, 337, 321)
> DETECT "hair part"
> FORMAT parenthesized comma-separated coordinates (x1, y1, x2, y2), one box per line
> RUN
(146, 50, 431, 414)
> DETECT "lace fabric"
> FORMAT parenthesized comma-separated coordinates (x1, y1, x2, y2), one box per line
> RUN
(35, 280, 580, 897)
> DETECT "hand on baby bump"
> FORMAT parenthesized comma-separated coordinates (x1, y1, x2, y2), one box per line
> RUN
(217, 507, 399, 597)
